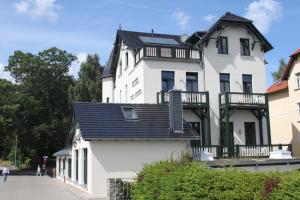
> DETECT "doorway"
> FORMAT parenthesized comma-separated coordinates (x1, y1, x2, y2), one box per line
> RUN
(244, 122, 256, 145)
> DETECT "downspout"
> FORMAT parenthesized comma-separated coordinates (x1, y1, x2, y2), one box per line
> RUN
(195, 32, 206, 91)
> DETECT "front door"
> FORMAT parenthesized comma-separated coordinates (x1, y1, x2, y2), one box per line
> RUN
(220, 122, 233, 146)
(244, 122, 256, 145)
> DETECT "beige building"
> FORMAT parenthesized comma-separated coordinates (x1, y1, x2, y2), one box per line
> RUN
(268, 49, 300, 152)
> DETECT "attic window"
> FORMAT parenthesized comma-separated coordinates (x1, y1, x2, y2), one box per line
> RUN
(122, 107, 138, 120)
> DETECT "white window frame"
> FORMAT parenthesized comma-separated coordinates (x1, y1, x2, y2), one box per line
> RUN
(295, 73, 300, 89)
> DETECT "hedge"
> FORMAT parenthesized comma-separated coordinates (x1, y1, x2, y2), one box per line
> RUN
(131, 160, 300, 200)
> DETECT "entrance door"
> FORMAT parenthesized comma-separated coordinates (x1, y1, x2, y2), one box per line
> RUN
(220, 122, 233, 146)
(189, 122, 202, 147)
(244, 122, 256, 145)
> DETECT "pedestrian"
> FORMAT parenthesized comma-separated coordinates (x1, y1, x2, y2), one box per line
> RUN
(36, 165, 41, 176)
(2, 166, 9, 183)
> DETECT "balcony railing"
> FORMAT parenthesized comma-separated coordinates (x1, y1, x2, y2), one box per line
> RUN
(157, 91, 209, 106)
(136, 45, 200, 64)
(220, 92, 267, 106)
(191, 144, 292, 158)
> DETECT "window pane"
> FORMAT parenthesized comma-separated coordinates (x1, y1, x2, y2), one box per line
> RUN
(243, 75, 252, 93)
(186, 73, 198, 92)
(162, 71, 174, 91)
(220, 73, 230, 93)
(122, 107, 138, 119)
(218, 37, 228, 54)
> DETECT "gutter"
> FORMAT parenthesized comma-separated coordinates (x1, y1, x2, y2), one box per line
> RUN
(195, 32, 206, 91)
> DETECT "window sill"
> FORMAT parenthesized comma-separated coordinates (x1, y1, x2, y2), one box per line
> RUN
(216, 53, 231, 56)
(240, 55, 252, 58)
(294, 87, 300, 91)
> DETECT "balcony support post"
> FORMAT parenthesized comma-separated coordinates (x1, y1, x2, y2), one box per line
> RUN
(206, 92, 211, 145)
(225, 92, 234, 158)
(258, 110, 264, 145)
(265, 94, 271, 145)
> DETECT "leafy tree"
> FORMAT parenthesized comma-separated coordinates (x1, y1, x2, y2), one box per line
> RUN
(3, 47, 76, 165)
(271, 58, 287, 82)
(69, 54, 103, 102)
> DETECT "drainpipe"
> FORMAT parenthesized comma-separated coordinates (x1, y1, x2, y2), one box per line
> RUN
(195, 32, 206, 91)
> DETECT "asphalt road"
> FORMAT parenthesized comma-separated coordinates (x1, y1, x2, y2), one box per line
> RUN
(0, 175, 84, 200)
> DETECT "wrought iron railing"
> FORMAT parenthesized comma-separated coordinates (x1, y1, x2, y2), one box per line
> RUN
(191, 144, 292, 158)
(157, 91, 209, 105)
(220, 92, 267, 106)
(108, 178, 134, 200)
(135, 45, 200, 63)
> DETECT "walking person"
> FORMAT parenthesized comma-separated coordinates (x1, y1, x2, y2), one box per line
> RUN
(2, 166, 9, 183)
(36, 165, 42, 176)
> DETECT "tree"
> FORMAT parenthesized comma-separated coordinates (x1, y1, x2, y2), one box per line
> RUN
(69, 54, 103, 102)
(272, 58, 287, 82)
(3, 47, 76, 164)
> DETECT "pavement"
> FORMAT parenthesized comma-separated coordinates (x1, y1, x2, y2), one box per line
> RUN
(0, 175, 92, 200)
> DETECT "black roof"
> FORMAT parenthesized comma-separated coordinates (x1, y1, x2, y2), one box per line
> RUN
(53, 145, 72, 157)
(117, 30, 189, 49)
(73, 102, 198, 140)
(102, 50, 114, 78)
(196, 12, 273, 52)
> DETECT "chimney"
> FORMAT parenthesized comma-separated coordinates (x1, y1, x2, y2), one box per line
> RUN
(169, 90, 183, 133)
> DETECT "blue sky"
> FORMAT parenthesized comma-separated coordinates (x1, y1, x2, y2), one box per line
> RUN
(0, 0, 299, 87)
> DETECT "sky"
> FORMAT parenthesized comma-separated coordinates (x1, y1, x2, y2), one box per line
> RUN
(0, 0, 299, 87)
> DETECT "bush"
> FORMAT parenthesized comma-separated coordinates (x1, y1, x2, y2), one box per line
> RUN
(132, 160, 300, 200)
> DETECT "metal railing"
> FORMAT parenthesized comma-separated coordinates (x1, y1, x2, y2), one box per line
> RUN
(157, 91, 209, 105)
(220, 92, 267, 106)
(191, 144, 292, 158)
(136, 46, 200, 63)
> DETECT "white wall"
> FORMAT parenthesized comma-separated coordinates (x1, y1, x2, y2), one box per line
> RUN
(88, 140, 189, 197)
(102, 77, 114, 103)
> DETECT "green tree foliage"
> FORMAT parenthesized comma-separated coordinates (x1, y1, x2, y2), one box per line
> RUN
(1, 47, 76, 165)
(272, 58, 287, 82)
(69, 54, 103, 102)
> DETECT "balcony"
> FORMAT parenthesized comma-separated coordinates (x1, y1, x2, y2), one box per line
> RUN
(219, 92, 267, 108)
(157, 91, 209, 107)
(135, 45, 200, 64)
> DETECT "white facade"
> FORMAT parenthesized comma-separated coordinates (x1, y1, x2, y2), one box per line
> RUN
(103, 24, 270, 146)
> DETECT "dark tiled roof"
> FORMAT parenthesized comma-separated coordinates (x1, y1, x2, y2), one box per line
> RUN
(117, 30, 189, 49)
(197, 12, 273, 52)
(74, 102, 198, 140)
(102, 50, 114, 78)
(53, 145, 72, 157)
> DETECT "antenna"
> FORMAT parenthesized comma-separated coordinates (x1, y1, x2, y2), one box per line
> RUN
(151, 29, 154, 36)
(119, 24, 122, 30)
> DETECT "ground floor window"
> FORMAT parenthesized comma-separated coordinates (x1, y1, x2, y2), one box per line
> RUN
(244, 122, 256, 145)
(68, 158, 71, 178)
(83, 148, 88, 185)
(75, 150, 78, 181)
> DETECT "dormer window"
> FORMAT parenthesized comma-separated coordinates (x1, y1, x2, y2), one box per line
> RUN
(122, 107, 138, 120)
(240, 38, 250, 56)
(217, 37, 228, 54)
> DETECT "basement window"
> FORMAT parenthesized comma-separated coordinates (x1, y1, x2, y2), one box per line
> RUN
(122, 107, 138, 120)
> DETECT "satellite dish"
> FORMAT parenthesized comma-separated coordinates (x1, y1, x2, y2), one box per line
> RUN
(180, 34, 189, 43)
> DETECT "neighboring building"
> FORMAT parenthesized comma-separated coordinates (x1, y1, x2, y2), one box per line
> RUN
(102, 12, 273, 153)
(54, 12, 281, 198)
(268, 49, 300, 150)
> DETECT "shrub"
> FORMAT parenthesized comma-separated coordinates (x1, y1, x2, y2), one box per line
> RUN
(132, 160, 300, 200)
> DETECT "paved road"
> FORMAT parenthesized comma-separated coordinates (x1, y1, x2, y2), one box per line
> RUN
(0, 175, 84, 200)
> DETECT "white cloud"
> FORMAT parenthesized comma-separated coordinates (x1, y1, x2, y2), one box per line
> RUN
(203, 14, 217, 23)
(244, 0, 282, 34)
(171, 9, 191, 31)
(0, 63, 13, 82)
(14, 0, 62, 22)
(70, 52, 88, 79)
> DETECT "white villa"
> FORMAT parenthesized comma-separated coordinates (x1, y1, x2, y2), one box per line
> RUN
(54, 12, 289, 199)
